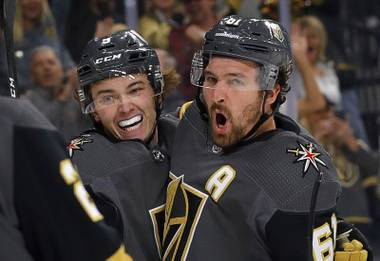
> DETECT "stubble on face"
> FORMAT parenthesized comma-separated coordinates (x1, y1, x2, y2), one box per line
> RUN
(208, 99, 261, 148)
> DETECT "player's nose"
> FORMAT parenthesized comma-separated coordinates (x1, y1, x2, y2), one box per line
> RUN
(212, 83, 228, 103)
(117, 96, 134, 113)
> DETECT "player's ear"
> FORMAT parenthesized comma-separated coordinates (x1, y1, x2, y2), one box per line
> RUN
(92, 112, 100, 122)
(266, 84, 281, 107)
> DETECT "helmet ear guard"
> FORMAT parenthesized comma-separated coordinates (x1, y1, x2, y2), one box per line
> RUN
(147, 63, 164, 95)
(259, 64, 279, 91)
(77, 30, 164, 114)
(190, 51, 205, 88)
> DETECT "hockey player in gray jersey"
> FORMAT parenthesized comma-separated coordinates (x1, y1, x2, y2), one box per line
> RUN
(152, 16, 372, 260)
(68, 30, 178, 260)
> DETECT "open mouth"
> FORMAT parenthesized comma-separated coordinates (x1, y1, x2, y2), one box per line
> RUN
(212, 110, 230, 135)
(307, 46, 316, 56)
(118, 114, 143, 131)
(216, 113, 227, 128)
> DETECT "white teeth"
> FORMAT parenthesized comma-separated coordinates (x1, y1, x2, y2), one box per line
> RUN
(125, 124, 139, 131)
(119, 115, 143, 128)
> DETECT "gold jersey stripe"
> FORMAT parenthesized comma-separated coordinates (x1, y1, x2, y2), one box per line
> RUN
(179, 101, 193, 120)
(106, 245, 133, 261)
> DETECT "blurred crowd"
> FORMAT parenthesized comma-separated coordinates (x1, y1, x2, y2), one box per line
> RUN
(0, 0, 379, 255)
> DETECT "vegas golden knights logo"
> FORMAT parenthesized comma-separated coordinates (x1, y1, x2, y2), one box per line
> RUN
(150, 175, 208, 260)
(265, 21, 284, 43)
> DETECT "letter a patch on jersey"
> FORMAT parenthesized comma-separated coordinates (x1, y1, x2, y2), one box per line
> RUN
(150, 175, 208, 260)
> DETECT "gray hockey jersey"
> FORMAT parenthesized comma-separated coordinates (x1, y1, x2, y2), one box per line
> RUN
(69, 113, 178, 261)
(153, 103, 341, 260)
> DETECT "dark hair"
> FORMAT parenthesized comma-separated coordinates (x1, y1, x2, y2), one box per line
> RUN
(275, 64, 292, 107)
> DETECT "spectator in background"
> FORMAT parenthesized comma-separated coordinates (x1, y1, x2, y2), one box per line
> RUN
(214, 0, 261, 17)
(13, 0, 75, 94)
(92, 0, 127, 39)
(49, 0, 71, 40)
(169, 0, 219, 101)
(288, 14, 380, 252)
(286, 15, 371, 147)
(154, 48, 183, 112)
(303, 99, 380, 245)
(237, 0, 261, 17)
(155, 48, 176, 71)
(138, 0, 183, 50)
(64, 0, 126, 63)
(282, 15, 338, 120)
(22, 46, 90, 141)
(296, 16, 341, 106)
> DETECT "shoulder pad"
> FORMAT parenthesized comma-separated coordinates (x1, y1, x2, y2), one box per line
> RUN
(274, 112, 301, 134)
(274, 112, 314, 138)
(69, 133, 159, 184)
(159, 112, 179, 127)
(158, 113, 179, 156)
(179, 100, 208, 131)
(242, 131, 340, 212)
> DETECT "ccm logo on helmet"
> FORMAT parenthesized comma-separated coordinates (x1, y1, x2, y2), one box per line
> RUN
(94, 54, 122, 65)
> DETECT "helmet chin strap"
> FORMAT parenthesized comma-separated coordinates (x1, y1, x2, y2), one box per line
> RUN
(196, 87, 209, 120)
(241, 91, 275, 142)
(144, 121, 158, 146)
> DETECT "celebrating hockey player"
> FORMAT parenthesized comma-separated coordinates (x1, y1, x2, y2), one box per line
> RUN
(155, 15, 372, 260)
(69, 29, 178, 260)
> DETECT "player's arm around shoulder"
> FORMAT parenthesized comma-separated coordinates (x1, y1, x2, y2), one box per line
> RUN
(158, 112, 180, 156)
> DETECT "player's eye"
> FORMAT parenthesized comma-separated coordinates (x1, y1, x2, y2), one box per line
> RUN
(204, 75, 217, 87)
(227, 77, 245, 88)
(127, 86, 144, 96)
(97, 94, 117, 106)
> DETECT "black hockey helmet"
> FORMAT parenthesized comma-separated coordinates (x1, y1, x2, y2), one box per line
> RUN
(191, 15, 292, 104)
(77, 29, 164, 114)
